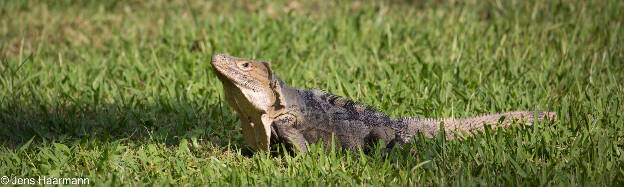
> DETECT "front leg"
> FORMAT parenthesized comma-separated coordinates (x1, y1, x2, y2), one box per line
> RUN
(239, 112, 260, 151)
(269, 114, 308, 153)
(256, 114, 274, 151)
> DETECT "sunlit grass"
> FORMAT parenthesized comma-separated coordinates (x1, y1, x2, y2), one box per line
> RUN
(1, 0, 623, 185)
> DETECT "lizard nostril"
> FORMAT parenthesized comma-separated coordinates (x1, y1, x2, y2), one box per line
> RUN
(212, 54, 226, 63)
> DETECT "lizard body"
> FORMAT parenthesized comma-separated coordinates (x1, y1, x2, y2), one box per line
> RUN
(210, 54, 556, 152)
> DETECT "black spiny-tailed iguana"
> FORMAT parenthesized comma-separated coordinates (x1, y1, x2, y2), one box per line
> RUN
(210, 54, 557, 153)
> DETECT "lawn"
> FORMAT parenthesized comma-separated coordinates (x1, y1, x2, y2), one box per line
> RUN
(1, 0, 623, 185)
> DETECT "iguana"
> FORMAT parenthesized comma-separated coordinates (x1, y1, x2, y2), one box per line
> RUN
(210, 54, 557, 153)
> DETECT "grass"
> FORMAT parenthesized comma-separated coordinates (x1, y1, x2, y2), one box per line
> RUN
(1, 0, 623, 185)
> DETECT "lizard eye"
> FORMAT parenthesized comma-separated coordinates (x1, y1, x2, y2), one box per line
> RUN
(239, 62, 250, 69)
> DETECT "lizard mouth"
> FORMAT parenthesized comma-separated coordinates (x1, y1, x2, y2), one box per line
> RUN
(210, 58, 263, 92)
(210, 54, 239, 84)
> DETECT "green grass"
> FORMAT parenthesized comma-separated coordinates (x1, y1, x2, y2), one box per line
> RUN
(1, 0, 623, 185)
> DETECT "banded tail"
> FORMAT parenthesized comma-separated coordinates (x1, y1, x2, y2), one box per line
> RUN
(408, 111, 557, 139)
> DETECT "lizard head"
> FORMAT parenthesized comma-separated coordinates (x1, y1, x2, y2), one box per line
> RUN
(210, 54, 276, 112)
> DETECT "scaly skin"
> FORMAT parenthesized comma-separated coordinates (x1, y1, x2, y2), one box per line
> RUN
(211, 54, 557, 153)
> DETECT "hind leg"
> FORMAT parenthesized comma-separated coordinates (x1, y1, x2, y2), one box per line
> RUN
(366, 126, 405, 153)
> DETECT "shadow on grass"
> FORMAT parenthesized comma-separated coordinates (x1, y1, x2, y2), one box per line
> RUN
(0, 94, 246, 151)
